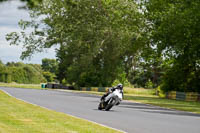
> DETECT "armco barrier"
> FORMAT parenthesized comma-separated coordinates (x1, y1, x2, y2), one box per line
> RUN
(45, 83, 74, 90)
(45, 84, 109, 92)
(45, 83, 109, 92)
(80, 87, 109, 92)
(186, 92, 198, 101)
(166, 91, 200, 102)
(167, 91, 176, 100)
(176, 92, 186, 101)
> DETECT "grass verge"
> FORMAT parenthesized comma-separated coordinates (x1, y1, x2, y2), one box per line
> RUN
(0, 82, 42, 89)
(0, 90, 121, 133)
(125, 94, 200, 114)
(123, 87, 156, 96)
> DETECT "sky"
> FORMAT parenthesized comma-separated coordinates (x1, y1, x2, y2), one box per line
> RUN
(0, 0, 56, 64)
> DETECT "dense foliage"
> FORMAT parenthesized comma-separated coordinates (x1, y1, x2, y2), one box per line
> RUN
(41, 58, 58, 74)
(0, 61, 46, 84)
(143, 0, 200, 92)
(41, 58, 58, 82)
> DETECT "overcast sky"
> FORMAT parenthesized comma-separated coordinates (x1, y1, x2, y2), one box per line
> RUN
(0, 0, 56, 64)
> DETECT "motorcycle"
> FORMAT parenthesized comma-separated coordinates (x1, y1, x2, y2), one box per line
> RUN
(98, 89, 123, 111)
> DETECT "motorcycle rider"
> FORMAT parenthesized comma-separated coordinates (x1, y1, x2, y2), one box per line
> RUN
(101, 83, 124, 105)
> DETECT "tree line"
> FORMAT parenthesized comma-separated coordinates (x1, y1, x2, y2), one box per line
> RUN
(0, 58, 57, 84)
(4, 0, 200, 93)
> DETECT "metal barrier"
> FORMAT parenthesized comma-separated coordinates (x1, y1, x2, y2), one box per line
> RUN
(44, 83, 109, 92)
(45, 83, 74, 90)
(80, 87, 109, 92)
(166, 91, 200, 102)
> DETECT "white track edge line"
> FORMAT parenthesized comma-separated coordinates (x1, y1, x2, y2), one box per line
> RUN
(1, 89, 127, 133)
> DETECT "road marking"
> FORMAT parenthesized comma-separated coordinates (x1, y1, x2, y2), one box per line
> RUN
(1, 89, 127, 133)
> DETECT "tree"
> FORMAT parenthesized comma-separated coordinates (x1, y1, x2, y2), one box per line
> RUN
(41, 58, 58, 74)
(42, 71, 55, 82)
(7, 0, 145, 87)
(0, 62, 46, 84)
(8, 63, 46, 84)
(0, 60, 3, 66)
(0, 63, 6, 82)
(142, 0, 200, 92)
(127, 54, 163, 88)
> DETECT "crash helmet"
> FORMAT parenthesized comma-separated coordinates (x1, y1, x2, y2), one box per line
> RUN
(117, 83, 123, 90)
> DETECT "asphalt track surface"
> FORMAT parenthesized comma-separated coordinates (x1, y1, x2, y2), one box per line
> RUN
(1, 87, 200, 133)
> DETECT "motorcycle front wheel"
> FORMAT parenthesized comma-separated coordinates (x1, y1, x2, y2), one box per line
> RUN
(98, 102, 104, 110)
(105, 99, 115, 111)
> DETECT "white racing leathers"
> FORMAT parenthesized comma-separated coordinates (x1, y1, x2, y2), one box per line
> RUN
(105, 89, 123, 102)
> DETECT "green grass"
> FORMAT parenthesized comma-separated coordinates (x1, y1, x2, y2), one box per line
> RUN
(123, 87, 156, 96)
(0, 82, 43, 89)
(124, 94, 200, 114)
(122, 88, 200, 114)
(0, 90, 121, 133)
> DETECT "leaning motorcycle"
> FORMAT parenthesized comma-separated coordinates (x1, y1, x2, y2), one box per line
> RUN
(98, 89, 123, 111)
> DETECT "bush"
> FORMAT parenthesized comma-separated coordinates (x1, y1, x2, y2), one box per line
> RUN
(5, 74, 12, 83)
(43, 71, 55, 82)
(145, 79, 153, 89)
(0, 74, 5, 82)
(0, 61, 47, 84)
(156, 86, 165, 97)
(112, 71, 133, 87)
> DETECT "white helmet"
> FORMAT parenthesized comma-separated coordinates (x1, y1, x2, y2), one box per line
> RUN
(117, 83, 123, 90)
